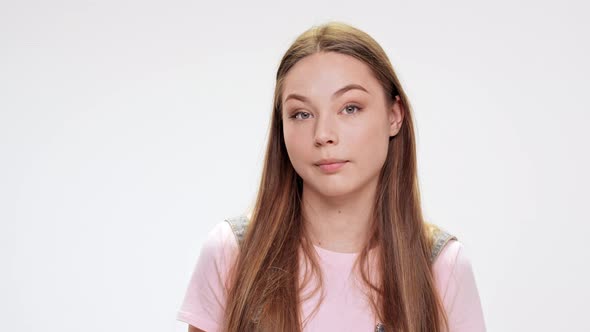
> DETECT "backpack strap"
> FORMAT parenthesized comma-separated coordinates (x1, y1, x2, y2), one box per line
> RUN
(224, 214, 250, 247)
(224, 214, 456, 263)
(429, 228, 457, 263)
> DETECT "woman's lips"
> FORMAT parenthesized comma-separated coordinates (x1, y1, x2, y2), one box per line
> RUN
(317, 161, 348, 172)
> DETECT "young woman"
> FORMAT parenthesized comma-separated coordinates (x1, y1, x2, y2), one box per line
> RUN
(177, 21, 486, 332)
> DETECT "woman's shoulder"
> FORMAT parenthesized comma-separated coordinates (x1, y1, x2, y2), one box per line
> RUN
(425, 221, 475, 285)
(431, 237, 477, 299)
(176, 220, 241, 330)
(203, 219, 240, 251)
(430, 236, 487, 330)
(432, 239, 465, 271)
(195, 219, 241, 272)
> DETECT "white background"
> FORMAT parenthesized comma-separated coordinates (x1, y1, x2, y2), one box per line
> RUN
(1, 0, 588, 331)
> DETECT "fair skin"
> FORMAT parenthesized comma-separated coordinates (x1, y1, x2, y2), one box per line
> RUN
(281, 51, 404, 253)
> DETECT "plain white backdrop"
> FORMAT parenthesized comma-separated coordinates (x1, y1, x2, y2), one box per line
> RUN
(1, 0, 588, 331)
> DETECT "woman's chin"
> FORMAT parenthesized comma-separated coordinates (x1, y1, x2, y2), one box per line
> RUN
(308, 182, 357, 198)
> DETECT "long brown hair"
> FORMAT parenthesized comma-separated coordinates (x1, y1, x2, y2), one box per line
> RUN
(222, 21, 449, 332)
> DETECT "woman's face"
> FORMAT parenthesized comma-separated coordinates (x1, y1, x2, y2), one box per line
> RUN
(281, 51, 403, 198)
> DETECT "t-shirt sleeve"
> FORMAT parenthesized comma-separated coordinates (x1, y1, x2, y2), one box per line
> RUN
(176, 221, 239, 332)
(433, 240, 487, 332)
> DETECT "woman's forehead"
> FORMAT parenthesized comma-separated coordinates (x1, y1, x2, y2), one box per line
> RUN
(282, 53, 380, 103)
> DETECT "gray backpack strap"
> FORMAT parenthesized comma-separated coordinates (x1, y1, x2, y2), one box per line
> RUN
(224, 214, 250, 248)
(430, 228, 457, 263)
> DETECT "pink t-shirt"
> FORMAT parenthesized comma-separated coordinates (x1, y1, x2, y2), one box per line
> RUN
(176, 221, 486, 331)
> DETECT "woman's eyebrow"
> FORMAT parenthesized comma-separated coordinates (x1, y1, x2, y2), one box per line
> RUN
(284, 83, 370, 104)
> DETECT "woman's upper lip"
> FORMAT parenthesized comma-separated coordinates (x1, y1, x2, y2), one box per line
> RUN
(315, 158, 349, 165)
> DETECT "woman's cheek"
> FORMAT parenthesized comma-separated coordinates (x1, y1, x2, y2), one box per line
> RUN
(285, 140, 309, 174)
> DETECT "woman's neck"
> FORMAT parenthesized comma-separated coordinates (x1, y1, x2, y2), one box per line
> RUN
(301, 181, 377, 253)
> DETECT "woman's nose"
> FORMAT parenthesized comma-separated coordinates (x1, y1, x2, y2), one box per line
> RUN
(313, 115, 338, 147)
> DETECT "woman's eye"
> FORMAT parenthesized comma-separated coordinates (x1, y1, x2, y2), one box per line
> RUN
(342, 104, 361, 114)
(292, 111, 312, 120)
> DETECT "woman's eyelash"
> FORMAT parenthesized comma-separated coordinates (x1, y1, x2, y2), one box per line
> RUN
(289, 104, 362, 120)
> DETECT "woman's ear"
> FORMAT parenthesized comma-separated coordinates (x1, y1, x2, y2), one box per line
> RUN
(389, 95, 404, 137)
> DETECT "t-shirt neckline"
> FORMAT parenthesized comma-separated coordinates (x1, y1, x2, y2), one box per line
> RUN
(312, 243, 360, 256)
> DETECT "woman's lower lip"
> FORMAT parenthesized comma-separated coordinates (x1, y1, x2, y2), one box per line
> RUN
(317, 161, 348, 172)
